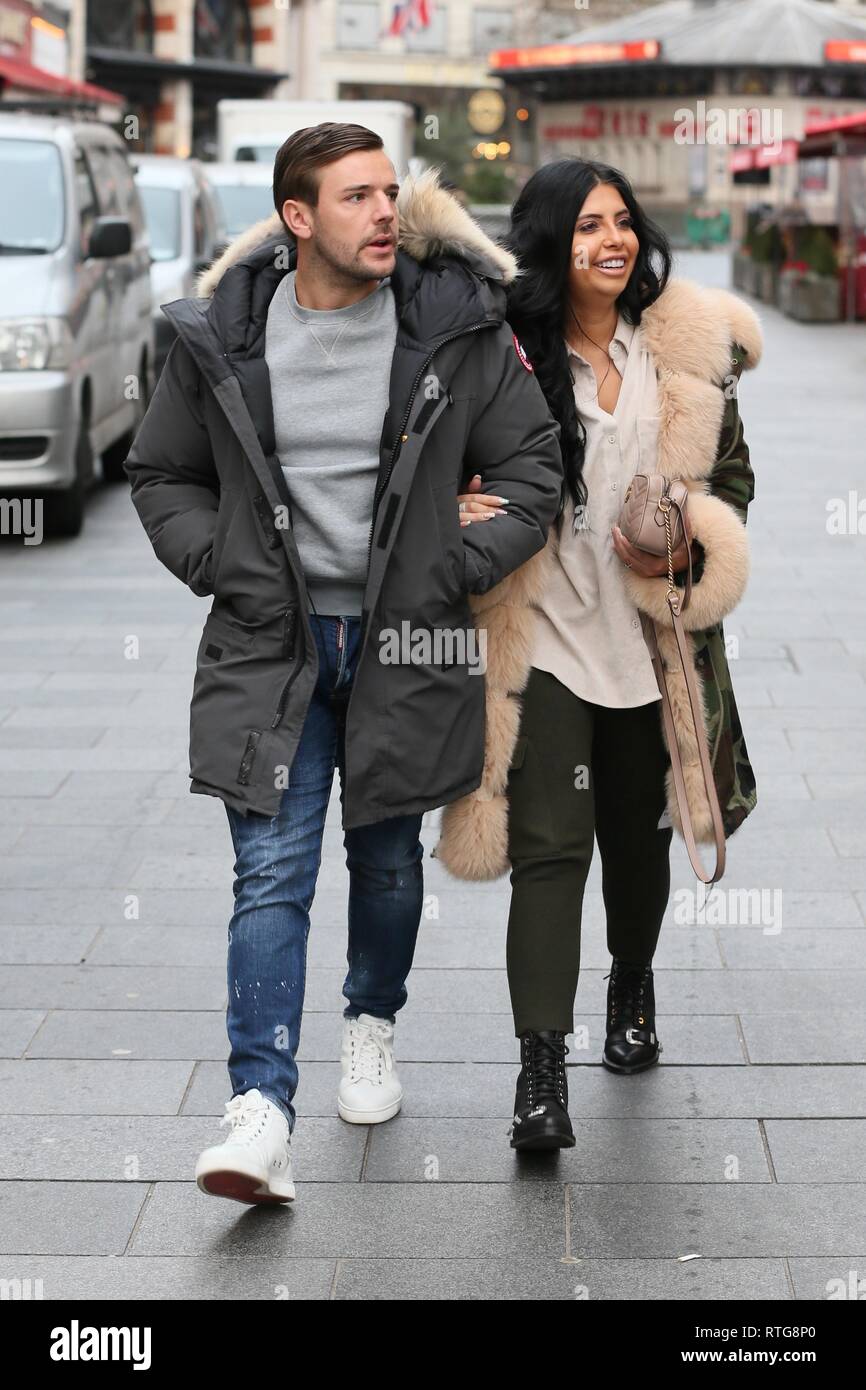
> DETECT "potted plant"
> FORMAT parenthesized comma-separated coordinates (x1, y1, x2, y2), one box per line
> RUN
(750, 222, 785, 304)
(779, 227, 840, 321)
(733, 224, 761, 296)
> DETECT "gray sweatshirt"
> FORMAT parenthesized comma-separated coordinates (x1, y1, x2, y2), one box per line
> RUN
(264, 269, 398, 615)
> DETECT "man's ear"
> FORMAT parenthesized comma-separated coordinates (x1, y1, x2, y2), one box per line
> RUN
(282, 199, 312, 242)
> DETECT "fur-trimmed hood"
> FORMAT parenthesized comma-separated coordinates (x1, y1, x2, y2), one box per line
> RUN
(195, 166, 519, 299)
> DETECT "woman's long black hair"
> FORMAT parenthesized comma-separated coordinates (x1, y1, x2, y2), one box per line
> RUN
(503, 158, 672, 517)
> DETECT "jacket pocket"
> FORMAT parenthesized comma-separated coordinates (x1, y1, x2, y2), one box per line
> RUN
(189, 612, 290, 799)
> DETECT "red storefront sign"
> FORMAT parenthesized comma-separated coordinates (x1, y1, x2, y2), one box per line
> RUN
(491, 40, 661, 71)
(543, 105, 652, 140)
(825, 40, 866, 63)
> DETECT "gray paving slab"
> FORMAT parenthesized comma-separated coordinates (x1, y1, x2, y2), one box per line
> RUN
(183, 1061, 866, 1120)
(0, 1115, 364, 1182)
(0, 1256, 337, 1300)
(20, 1007, 746, 1066)
(763, 1121, 866, 1183)
(128, 1181, 567, 1259)
(0, 1060, 193, 1114)
(331, 1257, 790, 1300)
(0, 965, 226, 1010)
(0, 1010, 44, 1057)
(566, 1184, 866, 1259)
(0, 1181, 147, 1255)
(363, 1118, 771, 1183)
(788, 1259, 866, 1301)
(740, 1014, 866, 1064)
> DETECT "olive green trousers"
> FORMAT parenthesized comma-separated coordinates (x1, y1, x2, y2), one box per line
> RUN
(505, 666, 674, 1035)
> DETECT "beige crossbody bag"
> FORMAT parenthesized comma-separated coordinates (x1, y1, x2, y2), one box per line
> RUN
(618, 473, 726, 884)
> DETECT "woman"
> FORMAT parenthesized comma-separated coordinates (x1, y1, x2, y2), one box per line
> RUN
(438, 158, 762, 1150)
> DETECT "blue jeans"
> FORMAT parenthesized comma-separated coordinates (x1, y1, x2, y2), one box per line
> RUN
(224, 613, 425, 1131)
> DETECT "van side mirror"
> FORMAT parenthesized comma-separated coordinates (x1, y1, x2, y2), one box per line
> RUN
(88, 217, 132, 259)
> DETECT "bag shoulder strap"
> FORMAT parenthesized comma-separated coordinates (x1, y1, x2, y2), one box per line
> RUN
(644, 608, 726, 884)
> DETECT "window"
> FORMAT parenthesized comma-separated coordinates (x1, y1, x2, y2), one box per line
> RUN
(85, 146, 122, 216)
(404, 7, 447, 52)
(0, 139, 64, 253)
(136, 185, 182, 261)
(211, 181, 273, 237)
(194, 0, 253, 62)
(337, 1, 380, 50)
(473, 9, 513, 56)
(107, 149, 144, 235)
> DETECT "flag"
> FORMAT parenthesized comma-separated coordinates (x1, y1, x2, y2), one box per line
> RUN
(386, 0, 434, 38)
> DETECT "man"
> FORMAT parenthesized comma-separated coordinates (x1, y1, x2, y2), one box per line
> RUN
(125, 123, 562, 1205)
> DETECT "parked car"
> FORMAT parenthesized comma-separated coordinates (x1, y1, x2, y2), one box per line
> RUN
(0, 111, 154, 534)
(132, 154, 223, 380)
(204, 161, 274, 240)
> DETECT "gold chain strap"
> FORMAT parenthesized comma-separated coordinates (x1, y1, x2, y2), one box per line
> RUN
(658, 493, 680, 616)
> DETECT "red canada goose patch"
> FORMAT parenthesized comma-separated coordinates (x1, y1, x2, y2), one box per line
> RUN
(512, 333, 533, 372)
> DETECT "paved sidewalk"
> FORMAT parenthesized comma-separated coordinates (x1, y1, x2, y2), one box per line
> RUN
(1, 255, 865, 1301)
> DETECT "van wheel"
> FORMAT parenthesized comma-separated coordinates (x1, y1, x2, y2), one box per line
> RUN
(102, 354, 150, 483)
(46, 414, 90, 537)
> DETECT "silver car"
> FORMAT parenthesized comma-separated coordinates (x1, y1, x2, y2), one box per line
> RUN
(132, 155, 223, 380)
(0, 113, 154, 535)
(204, 161, 274, 241)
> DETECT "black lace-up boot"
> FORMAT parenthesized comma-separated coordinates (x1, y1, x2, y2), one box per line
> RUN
(602, 958, 663, 1074)
(508, 1030, 575, 1150)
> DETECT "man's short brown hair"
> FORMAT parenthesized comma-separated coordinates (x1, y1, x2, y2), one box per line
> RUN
(272, 123, 385, 225)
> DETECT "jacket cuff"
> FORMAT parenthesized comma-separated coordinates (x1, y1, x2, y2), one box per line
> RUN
(623, 493, 749, 632)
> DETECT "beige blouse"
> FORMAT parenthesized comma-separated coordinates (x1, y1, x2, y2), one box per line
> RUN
(530, 311, 662, 708)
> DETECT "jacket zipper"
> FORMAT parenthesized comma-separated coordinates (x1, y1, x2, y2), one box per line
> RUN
(361, 318, 497, 638)
(270, 604, 301, 728)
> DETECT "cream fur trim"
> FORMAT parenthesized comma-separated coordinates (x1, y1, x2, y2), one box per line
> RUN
(194, 167, 516, 300)
(436, 536, 554, 880)
(622, 489, 750, 632)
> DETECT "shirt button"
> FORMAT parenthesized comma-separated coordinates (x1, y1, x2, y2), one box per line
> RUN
(632, 618, 640, 628)
(611, 482, 618, 491)
(608, 434, 616, 443)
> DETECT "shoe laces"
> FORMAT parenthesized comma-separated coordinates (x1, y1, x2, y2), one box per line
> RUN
(521, 1033, 568, 1106)
(347, 1019, 393, 1083)
(605, 961, 652, 1030)
(219, 1092, 273, 1144)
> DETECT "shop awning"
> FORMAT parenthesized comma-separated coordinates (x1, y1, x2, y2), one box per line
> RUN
(729, 140, 799, 173)
(0, 55, 123, 106)
(797, 110, 866, 158)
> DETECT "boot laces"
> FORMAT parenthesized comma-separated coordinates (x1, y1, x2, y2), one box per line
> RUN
(606, 961, 652, 1030)
(523, 1033, 568, 1106)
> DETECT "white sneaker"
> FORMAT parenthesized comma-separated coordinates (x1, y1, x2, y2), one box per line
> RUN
(338, 1013, 403, 1125)
(195, 1088, 295, 1204)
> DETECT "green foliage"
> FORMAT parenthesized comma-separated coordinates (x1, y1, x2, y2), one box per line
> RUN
(745, 221, 785, 264)
(796, 226, 838, 277)
(460, 162, 513, 204)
